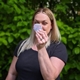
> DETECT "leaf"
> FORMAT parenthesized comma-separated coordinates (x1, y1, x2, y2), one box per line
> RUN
(56, 4, 68, 14)
(64, 63, 71, 72)
(13, 4, 21, 14)
(26, 29, 31, 35)
(74, 47, 80, 54)
(0, 38, 8, 45)
(60, 31, 64, 35)
(68, 34, 73, 38)
(17, 21, 23, 27)
(75, 75, 80, 80)
(8, 36, 14, 43)
(72, 39, 76, 44)
(19, 0, 26, 3)
(61, 37, 67, 44)
(13, 33, 20, 38)
(68, 43, 73, 49)
(76, 63, 80, 70)
(0, 32, 5, 36)
(13, 16, 18, 21)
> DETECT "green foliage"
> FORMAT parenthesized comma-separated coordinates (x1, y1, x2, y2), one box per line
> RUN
(57, 20, 80, 80)
(0, 0, 34, 79)
(0, 0, 80, 80)
(55, 1, 80, 79)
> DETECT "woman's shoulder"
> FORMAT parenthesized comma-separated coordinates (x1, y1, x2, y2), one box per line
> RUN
(13, 39, 28, 57)
(49, 41, 68, 63)
(50, 41, 66, 48)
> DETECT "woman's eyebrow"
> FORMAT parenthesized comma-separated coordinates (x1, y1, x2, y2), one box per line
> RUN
(34, 19, 47, 22)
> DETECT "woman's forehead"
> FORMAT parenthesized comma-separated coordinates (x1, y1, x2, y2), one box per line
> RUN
(34, 12, 50, 21)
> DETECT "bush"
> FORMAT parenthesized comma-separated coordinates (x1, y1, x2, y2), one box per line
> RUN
(0, 0, 80, 80)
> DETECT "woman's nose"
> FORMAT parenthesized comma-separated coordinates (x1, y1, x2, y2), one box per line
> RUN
(39, 23, 43, 28)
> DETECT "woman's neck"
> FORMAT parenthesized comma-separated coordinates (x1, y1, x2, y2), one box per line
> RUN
(32, 39, 38, 51)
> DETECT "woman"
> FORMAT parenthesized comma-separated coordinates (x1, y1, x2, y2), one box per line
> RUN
(6, 7, 68, 80)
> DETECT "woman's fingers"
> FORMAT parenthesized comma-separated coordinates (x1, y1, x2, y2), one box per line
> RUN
(36, 30, 48, 44)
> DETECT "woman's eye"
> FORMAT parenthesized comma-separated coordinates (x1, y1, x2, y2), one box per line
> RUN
(42, 22, 47, 25)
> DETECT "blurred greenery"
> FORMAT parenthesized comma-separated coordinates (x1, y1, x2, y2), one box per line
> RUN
(0, 0, 80, 80)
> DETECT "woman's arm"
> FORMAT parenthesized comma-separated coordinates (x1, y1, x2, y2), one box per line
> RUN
(5, 56, 18, 80)
(36, 30, 65, 80)
(38, 47, 65, 80)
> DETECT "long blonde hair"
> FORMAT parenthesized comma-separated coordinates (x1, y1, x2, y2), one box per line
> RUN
(17, 8, 61, 57)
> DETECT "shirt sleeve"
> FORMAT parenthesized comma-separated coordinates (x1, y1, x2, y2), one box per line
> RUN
(13, 40, 23, 57)
(50, 42, 68, 64)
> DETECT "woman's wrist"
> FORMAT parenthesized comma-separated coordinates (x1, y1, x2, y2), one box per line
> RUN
(37, 43, 45, 50)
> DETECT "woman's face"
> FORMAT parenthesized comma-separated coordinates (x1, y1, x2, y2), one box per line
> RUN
(33, 12, 52, 34)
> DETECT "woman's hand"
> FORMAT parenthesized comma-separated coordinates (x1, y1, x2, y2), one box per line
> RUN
(35, 29, 48, 50)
